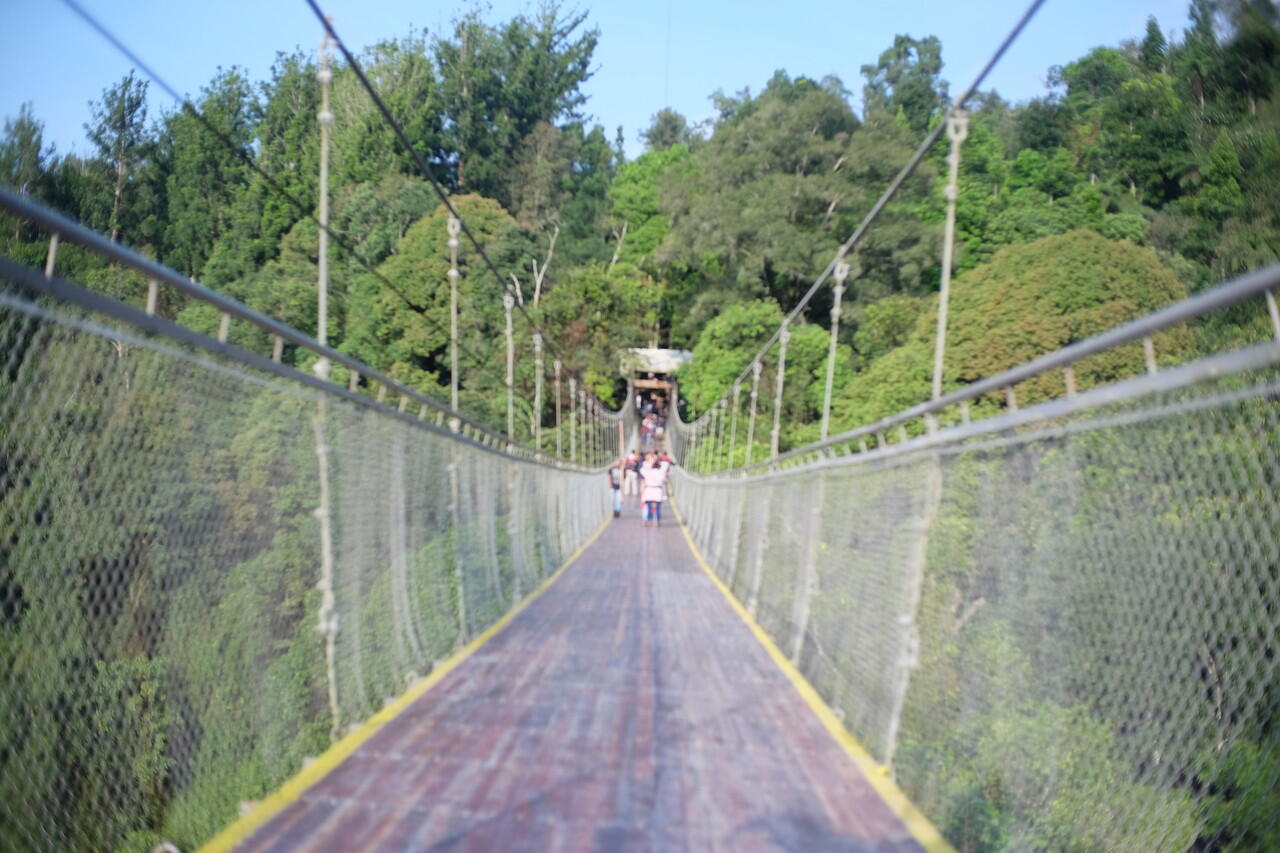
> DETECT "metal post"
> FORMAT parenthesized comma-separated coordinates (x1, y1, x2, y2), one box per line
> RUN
(585, 394, 593, 466)
(712, 401, 723, 470)
(587, 394, 595, 466)
(569, 375, 577, 463)
(931, 109, 969, 401)
(745, 361, 762, 466)
(883, 453, 943, 768)
(313, 29, 339, 732)
(788, 478, 825, 663)
(44, 232, 59, 279)
(448, 443, 466, 645)
(597, 400, 605, 464)
(728, 382, 740, 469)
(692, 413, 701, 469)
(595, 400, 603, 464)
(533, 332, 544, 451)
(821, 257, 850, 440)
(554, 359, 563, 458)
(311, 401, 340, 738)
(504, 293, 515, 440)
(316, 27, 334, 354)
(770, 324, 790, 459)
(447, 216, 461, 411)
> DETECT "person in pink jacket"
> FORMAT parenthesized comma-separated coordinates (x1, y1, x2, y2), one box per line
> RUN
(639, 451, 669, 527)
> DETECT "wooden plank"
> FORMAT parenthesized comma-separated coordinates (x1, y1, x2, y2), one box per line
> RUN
(237, 504, 925, 851)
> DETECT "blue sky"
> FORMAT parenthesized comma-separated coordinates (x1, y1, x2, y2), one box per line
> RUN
(2, 0, 1189, 161)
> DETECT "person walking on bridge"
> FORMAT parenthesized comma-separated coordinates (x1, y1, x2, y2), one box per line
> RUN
(623, 449, 640, 500)
(639, 450, 669, 528)
(608, 458, 624, 518)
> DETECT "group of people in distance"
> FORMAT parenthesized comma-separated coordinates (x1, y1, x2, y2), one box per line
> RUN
(609, 448, 673, 527)
(638, 394, 667, 451)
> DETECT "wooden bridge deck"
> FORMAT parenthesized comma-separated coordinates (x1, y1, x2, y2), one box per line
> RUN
(232, 501, 927, 852)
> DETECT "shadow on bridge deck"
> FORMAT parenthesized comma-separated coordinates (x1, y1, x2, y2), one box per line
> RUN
(216, 501, 931, 852)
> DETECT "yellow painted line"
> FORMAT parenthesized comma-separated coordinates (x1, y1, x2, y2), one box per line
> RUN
(670, 500, 954, 853)
(198, 516, 613, 853)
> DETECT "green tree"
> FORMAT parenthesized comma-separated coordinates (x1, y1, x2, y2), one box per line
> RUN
(550, 122, 618, 266)
(1186, 128, 1244, 224)
(658, 73, 932, 312)
(607, 143, 693, 267)
(342, 194, 532, 416)
(678, 298, 784, 413)
(1, 103, 48, 197)
(331, 174, 438, 270)
(1140, 16, 1168, 72)
(540, 261, 664, 398)
(860, 34, 947, 134)
(0, 103, 51, 241)
(163, 69, 259, 280)
(1012, 97, 1066, 153)
(330, 32, 445, 187)
(1059, 47, 1132, 105)
(510, 121, 573, 230)
(1103, 73, 1189, 203)
(435, 5, 598, 207)
(833, 230, 1194, 430)
(85, 72, 150, 243)
(641, 108, 695, 152)
(250, 51, 321, 262)
(852, 294, 925, 363)
(1219, 1, 1280, 115)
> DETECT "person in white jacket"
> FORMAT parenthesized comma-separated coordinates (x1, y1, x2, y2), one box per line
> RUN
(623, 449, 640, 499)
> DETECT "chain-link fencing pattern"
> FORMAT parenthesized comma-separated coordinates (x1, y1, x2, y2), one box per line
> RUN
(0, 281, 608, 851)
(675, 351, 1280, 851)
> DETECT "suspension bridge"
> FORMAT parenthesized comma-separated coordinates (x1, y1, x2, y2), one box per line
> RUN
(4, 1, 1280, 851)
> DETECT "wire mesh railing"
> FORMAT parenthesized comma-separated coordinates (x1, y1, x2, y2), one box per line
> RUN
(0, 206, 611, 851)
(675, 285, 1280, 849)
(676, 262, 1280, 474)
(1, 187, 624, 468)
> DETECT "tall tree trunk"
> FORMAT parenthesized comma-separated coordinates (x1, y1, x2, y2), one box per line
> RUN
(111, 150, 125, 243)
(609, 221, 627, 272)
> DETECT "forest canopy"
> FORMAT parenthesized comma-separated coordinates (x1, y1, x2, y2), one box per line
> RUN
(2, 0, 1278, 433)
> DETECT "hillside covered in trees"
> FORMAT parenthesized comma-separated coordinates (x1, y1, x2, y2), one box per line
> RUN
(2, 0, 1278, 437)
